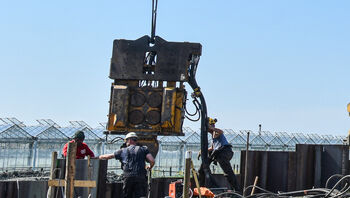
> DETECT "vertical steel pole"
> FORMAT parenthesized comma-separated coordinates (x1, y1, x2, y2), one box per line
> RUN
(243, 131, 250, 196)
(101, 142, 105, 154)
(32, 141, 38, 170)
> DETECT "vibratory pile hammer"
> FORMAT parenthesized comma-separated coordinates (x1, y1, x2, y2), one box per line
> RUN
(104, 34, 212, 184)
(105, 35, 203, 157)
(105, 1, 212, 185)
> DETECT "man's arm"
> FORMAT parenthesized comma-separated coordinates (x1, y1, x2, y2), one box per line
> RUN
(209, 125, 223, 138)
(208, 144, 214, 152)
(85, 145, 95, 158)
(99, 154, 115, 160)
(146, 153, 155, 169)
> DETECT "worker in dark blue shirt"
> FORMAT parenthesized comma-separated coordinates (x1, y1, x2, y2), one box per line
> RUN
(99, 132, 155, 198)
(199, 118, 240, 192)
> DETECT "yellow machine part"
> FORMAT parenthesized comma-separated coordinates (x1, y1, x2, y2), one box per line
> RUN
(347, 103, 350, 116)
(107, 84, 185, 136)
(161, 87, 177, 129)
(174, 91, 185, 133)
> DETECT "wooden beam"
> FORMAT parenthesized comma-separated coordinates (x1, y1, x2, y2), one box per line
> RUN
(47, 152, 57, 198)
(48, 179, 66, 187)
(251, 176, 259, 195)
(191, 161, 201, 198)
(74, 180, 96, 188)
(65, 142, 77, 198)
(48, 180, 96, 188)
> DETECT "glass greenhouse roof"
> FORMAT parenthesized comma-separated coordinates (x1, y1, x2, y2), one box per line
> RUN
(0, 124, 12, 133)
(159, 135, 183, 144)
(23, 125, 68, 140)
(0, 118, 346, 148)
(91, 127, 106, 138)
(59, 126, 101, 141)
(0, 124, 33, 139)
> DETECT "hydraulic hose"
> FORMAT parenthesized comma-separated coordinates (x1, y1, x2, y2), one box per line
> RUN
(188, 55, 211, 186)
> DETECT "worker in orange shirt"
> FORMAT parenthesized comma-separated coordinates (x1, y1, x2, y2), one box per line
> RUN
(62, 131, 95, 159)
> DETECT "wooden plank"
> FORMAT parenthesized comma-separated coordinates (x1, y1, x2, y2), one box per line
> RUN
(65, 142, 77, 198)
(48, 180, 96, 188)
(251, 176, 259, 195)
(191, 161, 201, 198)
(48, 179, 66, 187)
(74, 180, 96, 188)
(47, 151, 57, 198)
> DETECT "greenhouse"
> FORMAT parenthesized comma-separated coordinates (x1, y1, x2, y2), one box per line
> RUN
(0, 117, 346, 177)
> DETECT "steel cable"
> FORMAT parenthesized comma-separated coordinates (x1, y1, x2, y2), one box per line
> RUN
(150, 0, 158, 43)
(244, 174, 350, 198)
(324, 175, 350, 197)
(326, 174, 344, 189)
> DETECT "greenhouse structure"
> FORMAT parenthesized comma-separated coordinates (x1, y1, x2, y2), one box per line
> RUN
(0, 117, 346, 177)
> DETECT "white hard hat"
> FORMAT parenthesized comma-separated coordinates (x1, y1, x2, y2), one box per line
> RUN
(125, 132, 138, 140)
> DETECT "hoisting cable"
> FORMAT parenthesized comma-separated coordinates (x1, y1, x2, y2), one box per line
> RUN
(150, 0, 158, 44)
(145, 0, 158, 77)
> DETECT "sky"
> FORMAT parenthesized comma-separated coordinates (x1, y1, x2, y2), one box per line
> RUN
(0, 1, 349, 135)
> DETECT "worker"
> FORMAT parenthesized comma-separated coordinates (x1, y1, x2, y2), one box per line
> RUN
(99, 132, 155, 198)
(198, 118, 240, 192)
(62, 131, 95, 159)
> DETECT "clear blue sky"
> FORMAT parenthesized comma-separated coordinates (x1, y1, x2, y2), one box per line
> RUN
(0, 1, 349, 135)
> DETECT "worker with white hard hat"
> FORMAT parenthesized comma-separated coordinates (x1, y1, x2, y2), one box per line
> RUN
(125, 132, 138, 140)
(99, 132, 155, 198)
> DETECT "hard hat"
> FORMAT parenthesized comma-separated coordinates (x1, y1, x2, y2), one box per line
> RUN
(125, 132, 138, 140)
(208, 117, 217, 125)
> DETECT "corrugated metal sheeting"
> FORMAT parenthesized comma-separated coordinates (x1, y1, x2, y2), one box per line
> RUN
(241, 144, 349, 193)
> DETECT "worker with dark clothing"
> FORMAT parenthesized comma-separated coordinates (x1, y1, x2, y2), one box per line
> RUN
(198, 118, 240, 192)
(62, 131, 95, 159)
(99, 132, 155, 198)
